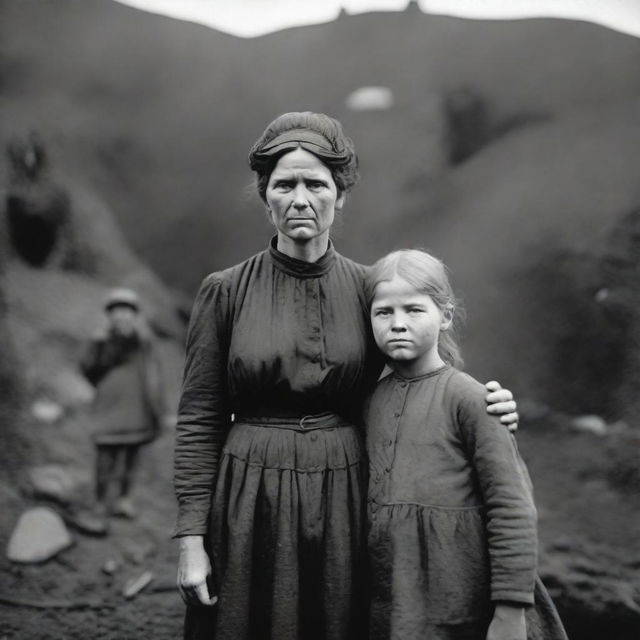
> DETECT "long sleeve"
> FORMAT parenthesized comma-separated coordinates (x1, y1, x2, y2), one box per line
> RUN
(173, 273, 231, 536)
(454, 373, 537, 605)
(80, 338, 111, 386)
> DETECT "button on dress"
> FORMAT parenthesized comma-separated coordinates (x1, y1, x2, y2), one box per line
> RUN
(365, 366, 567, 640)
(174, 239, 384, 640)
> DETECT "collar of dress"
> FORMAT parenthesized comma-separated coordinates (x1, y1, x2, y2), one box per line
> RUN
(268, 236, 337, 278)
(392, 363, 451, 383)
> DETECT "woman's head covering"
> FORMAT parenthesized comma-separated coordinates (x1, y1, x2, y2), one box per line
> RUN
(252, 127, 346, 163)
(248, 112, 359, 201)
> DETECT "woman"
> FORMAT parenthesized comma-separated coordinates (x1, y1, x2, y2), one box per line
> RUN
(174, 112, 518, 640)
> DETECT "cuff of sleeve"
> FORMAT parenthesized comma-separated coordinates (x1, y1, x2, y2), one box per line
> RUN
(172, 506, 210, 538)
(172, 525, 208, 538)
(491, 590, 535, 606)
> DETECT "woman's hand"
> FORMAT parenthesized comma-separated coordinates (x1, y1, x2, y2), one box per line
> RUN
(177, 535, 218, 606)
(485, 381, 519, 432)
(487, 603, 527, 640)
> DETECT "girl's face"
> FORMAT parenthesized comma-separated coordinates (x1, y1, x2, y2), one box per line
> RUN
(371, 275, 452, 377)
(265, 147, 344, 246)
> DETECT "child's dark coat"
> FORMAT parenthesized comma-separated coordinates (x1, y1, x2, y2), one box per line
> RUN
(81, 331, 166, 445)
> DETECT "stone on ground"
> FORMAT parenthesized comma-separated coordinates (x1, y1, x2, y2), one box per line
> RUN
(65, 508, 109, 537)
(7, 506, 73, 563)
(123, 570, 154, 599)
(26, 464, 78, 504)
(30, 399, 63, 424)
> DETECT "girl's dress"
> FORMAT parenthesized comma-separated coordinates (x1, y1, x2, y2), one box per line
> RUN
(365, 365, 567, 640)
(174, 239, 383, 640)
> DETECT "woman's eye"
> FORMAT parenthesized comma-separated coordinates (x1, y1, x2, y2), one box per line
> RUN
(275, 182, 293, 191)
(307, 181, 324, 190)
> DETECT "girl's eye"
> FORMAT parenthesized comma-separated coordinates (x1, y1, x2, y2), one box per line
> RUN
(374, 309, 391, 317)
(409, 308, 424, 314)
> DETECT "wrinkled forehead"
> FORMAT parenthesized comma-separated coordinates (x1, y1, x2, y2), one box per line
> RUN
(270, 148, 334, 178)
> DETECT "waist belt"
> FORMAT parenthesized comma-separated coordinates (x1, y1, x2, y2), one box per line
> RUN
(234, 411, 350, 432)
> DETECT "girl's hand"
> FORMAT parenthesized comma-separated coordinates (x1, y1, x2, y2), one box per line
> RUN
(487, 603, 527, 640)
(177, 535, 218, 606)
(485, 381, 519, 432)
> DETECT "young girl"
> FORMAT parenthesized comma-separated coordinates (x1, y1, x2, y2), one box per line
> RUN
(365, 250, 567, 640)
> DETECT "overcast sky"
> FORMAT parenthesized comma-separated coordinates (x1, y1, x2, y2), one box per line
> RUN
(115, 0, 640, 38)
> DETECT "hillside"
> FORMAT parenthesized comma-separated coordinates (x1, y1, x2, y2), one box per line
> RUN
(1, 2, 639, 268)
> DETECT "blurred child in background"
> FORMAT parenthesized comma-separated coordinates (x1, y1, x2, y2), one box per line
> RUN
(80, 287, 170, 533)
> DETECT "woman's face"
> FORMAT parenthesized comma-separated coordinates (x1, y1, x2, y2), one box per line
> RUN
(265, 147, 344, 246)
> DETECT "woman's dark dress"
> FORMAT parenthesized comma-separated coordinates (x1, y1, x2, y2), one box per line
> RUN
(174, 239, 383, 640)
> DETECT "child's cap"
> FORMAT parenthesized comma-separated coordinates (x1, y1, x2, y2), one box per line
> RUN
(104, 287, 140, 313)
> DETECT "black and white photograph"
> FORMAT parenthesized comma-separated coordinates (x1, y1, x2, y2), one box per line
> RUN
(1, 1, 639, 639)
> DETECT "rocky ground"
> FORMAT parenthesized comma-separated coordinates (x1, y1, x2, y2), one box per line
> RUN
(0, 389, 185, 640)
(521, 414, 640, 640)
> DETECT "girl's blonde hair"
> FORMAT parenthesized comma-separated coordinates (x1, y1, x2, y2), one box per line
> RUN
(367, 249, 464, 368)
